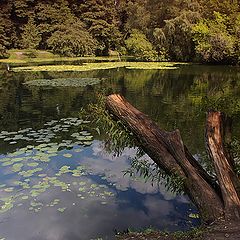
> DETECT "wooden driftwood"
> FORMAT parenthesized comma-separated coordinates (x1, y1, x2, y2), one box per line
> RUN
(106, 94, 240, 223)
(206, 111, 240, 220)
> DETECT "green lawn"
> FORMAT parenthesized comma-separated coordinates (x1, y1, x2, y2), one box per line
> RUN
(0, 49, 120, 64)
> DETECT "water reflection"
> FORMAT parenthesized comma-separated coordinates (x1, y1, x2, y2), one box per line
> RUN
(0, 64, 239, 239)
(0, 139, 195, 240)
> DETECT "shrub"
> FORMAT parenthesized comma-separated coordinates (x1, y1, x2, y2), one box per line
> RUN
(0, 44, 9, 59)
(47, 19, 97, 57)
(192, 12, 237, 63)
(125, 29, 157, 61)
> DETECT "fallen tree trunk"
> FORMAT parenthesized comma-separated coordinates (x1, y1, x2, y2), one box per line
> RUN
(105, 94, 240, 223)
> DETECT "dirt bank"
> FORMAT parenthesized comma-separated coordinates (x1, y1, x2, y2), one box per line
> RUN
(116, 221, 240, 240)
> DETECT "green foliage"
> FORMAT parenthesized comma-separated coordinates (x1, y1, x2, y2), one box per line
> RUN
(120, 0, 150, 34)
(163, 11, 200, 61)
(0, 0, 240, 63)
(125, 30, 158, 61)
(12, 0, 30, 20)
(35, 0, 78, 49)
(0, 45, 9, 59)
(0, 18, 10, 58)
(124, 157, 185, 194)
(152, 28, 169, 61)
(202, 94, 240, 117)
(192, 12, 238, 63)
(201, 0, 239, 17)
(12, 62, 181, 72)
(21, 17, 41, 50)
(79, 0, 122, 55)
(47, 19, 97, 57)
(82, 93, 185, 193)
(195, 77, 240, 117)
(85, 94, 136, 156)
(230, 139, 240, 175)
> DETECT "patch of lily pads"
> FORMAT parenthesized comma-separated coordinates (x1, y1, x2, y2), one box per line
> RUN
(0, 117, 115, 215)
(0, 117, 90, 145)
(12, 62, 186, 72)
(24, 78, 102, 88)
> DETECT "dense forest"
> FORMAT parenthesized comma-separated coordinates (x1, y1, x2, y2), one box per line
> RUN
(0, 0, 240, 63)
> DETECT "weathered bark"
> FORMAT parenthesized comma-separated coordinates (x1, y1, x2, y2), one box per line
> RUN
(106, 94, 225, 223)
(184, 145, 221, 194)
(106, 94, 185, 176)
(206, 111, 240, 220)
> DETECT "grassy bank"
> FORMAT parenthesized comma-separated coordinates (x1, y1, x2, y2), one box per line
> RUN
(116, 229, 205, 240)
(0, 49, 120, 64)
(116, 220, 240, 240)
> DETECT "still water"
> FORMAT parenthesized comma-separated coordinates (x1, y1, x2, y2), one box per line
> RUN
(0, 63, 239, 240)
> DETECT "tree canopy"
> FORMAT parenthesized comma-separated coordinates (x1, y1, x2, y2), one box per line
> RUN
(0, 0, 239, 63)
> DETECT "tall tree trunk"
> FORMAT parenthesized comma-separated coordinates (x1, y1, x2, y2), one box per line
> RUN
(105, 94, 240, 224)
(206, 111, 240, 220)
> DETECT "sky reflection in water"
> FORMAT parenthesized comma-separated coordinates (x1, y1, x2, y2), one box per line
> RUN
(0, 135, 196, 240)
(3, 65, 232, 239)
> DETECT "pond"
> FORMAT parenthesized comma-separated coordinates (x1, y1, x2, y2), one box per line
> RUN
(0, 62, 239, 240)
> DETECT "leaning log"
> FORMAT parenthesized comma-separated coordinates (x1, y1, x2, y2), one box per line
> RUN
(106, 94, 224, 222)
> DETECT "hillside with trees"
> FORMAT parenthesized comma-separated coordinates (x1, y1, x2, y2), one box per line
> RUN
(0, 0, 240, 63)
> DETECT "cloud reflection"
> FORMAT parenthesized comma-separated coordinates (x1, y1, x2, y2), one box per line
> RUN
(0, 140, 195, 240)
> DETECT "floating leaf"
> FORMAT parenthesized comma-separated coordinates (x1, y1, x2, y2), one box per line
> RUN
(189, 213, 200, 219)
(2, 161, 14, 167)
(38, 174, 47, 177)
(79, 187, 86, 192)
(57, 207, 66, 213)
(27, 162, 39, 167)
(74, 148, 82, 153)
(12, 163, 24, 172)
(13, 62, 183, 72)
(79, 182, 86, 186)
(21, 196, 29, 200)
(19, 167, 43, 177)
(0, 198, 14, 213)
(4, 187, 14, 192)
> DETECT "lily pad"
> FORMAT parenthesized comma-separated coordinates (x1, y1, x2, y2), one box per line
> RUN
(57, 207, 66, 213)
(22, 196, 29, 200)
(4, 187, 14, 192)
(2, 161, 14, 167)
(63, 153, 72, 158)
(19, 168, 43, 177)
(27, 162, 39, 167)
(189, 213, 200, 219)
(13, 62, 183, 72)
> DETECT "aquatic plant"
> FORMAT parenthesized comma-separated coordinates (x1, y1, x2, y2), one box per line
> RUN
(0, 117, 115, 215)
(24, 78, 102, 87)
(12, 62, 185, 72)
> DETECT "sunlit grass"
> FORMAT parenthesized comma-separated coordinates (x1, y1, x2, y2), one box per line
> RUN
(0, 50, 120, 64)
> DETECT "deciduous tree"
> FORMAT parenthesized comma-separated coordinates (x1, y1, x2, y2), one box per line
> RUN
(47, 18, 97, 57)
